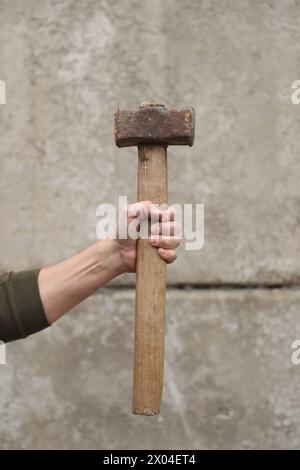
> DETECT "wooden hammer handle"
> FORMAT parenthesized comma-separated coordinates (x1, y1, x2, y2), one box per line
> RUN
(133, 143, 167, 415)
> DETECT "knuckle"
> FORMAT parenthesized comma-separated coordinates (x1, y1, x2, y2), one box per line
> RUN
(151, 223, 160, 235)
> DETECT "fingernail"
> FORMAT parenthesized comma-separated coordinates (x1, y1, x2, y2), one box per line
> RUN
(150, 236, 159, 244)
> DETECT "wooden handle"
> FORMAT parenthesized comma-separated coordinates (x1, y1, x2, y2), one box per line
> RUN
(133, 143, 168, 415)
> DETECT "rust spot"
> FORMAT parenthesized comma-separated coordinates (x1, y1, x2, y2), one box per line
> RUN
(114, 105, 195, 148)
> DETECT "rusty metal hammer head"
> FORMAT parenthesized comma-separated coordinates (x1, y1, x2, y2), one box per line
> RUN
(114, 102, 195, 148)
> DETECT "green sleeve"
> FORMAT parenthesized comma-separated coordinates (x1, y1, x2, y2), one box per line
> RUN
(0, 270, 49, 343)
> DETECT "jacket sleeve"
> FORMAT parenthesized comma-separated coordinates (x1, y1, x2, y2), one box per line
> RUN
(0, 270, 49, 343)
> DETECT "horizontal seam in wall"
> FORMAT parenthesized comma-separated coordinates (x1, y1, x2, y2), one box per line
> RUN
(96, 283, 300, 292)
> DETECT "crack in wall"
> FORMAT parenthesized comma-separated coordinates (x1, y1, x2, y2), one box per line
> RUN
(94, 282, 300, 294)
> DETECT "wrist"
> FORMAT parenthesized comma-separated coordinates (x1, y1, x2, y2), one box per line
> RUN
(112, 239, 136, 274)
(94, 238, 126, 276)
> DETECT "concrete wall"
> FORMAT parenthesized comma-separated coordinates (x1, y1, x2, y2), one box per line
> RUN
(0, 0, 300, 449)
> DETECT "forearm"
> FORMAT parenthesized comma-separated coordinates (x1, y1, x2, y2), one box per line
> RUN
(38, 239, 124, 324)
(0, 202, 178, 343)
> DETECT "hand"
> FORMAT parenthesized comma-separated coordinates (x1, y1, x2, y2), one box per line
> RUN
(39, 200, 181, 324)
(116, 200, 181, 273)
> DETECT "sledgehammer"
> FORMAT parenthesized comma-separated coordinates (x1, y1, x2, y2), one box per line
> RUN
(114, 102, 195, 415)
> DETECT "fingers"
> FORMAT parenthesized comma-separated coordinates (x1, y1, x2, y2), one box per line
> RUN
(127, 201, 175, 222)
(126, 201, 181, 266)
(149, 235, 181, 250)
(127, 201, 152, 219)
(151, 221, 181, 237)
(158, 248, 177, 264)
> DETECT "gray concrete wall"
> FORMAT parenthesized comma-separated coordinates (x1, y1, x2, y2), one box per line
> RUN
(0, 0, 300, 449)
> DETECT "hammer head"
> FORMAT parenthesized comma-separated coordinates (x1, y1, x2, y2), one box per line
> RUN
(114, 102, 195, 148)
